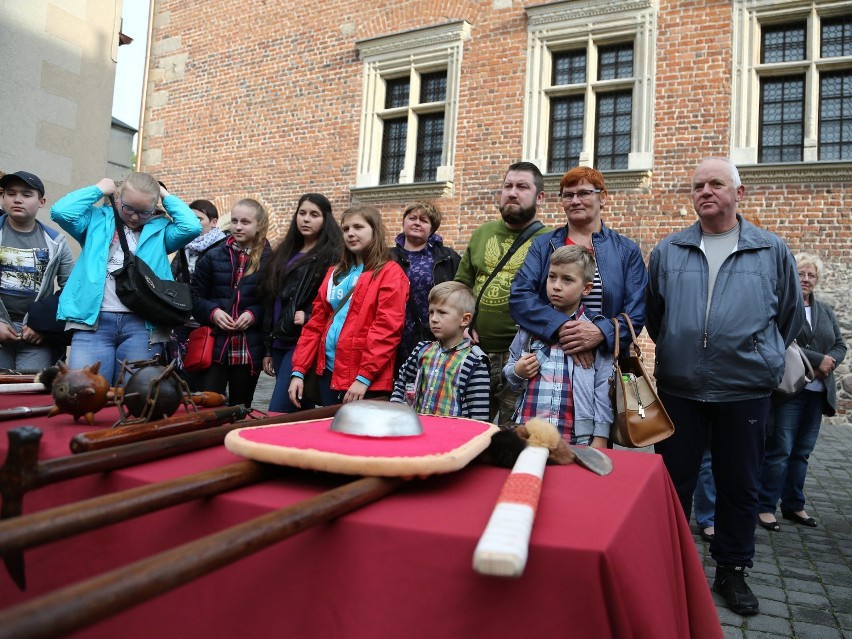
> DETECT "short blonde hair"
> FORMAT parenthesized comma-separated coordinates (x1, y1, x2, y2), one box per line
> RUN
(550, 245, 596, 284)
(794, 252, 825, 280)
(428, 281, 474, 315)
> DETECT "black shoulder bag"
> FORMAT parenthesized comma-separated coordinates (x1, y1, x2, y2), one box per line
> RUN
(470, 221, 544, 330)
(109, 195, 193, 327)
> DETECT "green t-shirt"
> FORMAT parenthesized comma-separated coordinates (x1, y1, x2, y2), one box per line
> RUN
(455, 219, 549, 353)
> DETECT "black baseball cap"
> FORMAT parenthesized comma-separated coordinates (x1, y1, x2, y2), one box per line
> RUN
(0, 171, 45, 197)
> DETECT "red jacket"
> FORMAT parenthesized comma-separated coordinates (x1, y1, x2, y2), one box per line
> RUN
(292, 261, 409, 392)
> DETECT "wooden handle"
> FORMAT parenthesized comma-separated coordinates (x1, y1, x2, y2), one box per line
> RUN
(69, 405, 249, 453)
(472, 445, 549, 577)
(0, 475, 404, 639)
(0, 461, 273, 558)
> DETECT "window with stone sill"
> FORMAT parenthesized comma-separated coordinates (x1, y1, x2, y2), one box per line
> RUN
(523, 0, 656, 177)
(731, 0, 852, 171)
(354, 22, 469, 197)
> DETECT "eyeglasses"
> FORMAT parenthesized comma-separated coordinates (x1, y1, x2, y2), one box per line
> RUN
(798, 271, 818, 281)
(119, 198, 156, 220)
(559, 189, 601, 201)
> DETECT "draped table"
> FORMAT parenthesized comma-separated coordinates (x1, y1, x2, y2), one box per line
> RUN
(0, 393, 722, 639)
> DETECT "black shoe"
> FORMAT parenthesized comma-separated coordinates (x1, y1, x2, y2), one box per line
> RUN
(713, 565, 759, 615)
(758, 518, 781, 532)
(781, 510, 817, 527)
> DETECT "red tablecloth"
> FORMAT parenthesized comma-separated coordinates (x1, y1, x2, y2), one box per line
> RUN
(0, 395, 722, 639)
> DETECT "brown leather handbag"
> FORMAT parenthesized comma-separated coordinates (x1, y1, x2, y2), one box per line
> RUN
(609, 313, 675, 448)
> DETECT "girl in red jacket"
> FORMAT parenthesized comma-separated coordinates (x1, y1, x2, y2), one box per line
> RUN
(288, 205, 409, 407)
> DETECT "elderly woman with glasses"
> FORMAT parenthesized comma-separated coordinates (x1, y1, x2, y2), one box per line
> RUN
(509, 166, 647, 447)
(51, 173, 201, 384)
(757, 252, 847, 531)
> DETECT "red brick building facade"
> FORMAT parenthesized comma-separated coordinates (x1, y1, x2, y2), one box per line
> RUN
(141, 0, 852, 418)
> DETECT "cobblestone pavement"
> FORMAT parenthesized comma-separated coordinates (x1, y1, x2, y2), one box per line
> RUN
(253, 375, 851, 638)
(694, 423, 852, 639)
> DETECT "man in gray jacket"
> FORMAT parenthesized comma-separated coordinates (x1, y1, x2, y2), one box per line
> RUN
(0, 171, 75, 371)
(646, 158, 803, 616)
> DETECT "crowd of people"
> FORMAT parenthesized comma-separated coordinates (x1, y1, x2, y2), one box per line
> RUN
(0, 158, 845, 618)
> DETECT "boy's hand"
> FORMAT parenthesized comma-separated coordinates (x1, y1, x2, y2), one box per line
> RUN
(0, 323, 21, 343)
(514, 352, 540, 379)
(262, 356, 275, 376)
(293, 310, 306, 326)
(590, 436, 608, 450)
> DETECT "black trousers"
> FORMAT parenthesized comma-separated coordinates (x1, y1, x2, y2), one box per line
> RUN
(196, 363, 260, 408)
(655, 390, 770, 567)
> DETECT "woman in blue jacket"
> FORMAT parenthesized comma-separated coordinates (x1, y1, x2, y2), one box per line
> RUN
(51, 173, 201, 384)
(509, 166, 647, 365)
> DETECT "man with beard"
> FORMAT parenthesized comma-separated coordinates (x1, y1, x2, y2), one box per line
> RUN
(455, 161, 550, 423)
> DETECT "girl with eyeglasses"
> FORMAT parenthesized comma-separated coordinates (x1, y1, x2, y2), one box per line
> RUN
(50, 173, 201, 384)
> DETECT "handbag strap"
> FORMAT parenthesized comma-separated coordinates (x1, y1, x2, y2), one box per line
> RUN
(332, 285, 356, 316)
(471, 220, 544, 328)
(617, 312, 642, 358)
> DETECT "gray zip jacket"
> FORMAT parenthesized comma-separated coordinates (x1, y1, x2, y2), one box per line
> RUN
(0, 215, 75, 327)
(646, 215, 804, 402)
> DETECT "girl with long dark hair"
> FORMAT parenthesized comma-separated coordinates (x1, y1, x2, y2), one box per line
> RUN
(261, 193, 342, 411)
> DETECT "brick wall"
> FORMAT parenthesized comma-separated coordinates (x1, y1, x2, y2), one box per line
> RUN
(142, 0, 852, 420)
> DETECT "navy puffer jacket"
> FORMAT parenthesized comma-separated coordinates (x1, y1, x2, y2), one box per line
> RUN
(191, 238, 272, 375)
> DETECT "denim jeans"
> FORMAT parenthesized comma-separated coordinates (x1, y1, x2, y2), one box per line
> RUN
(0, 321, 59, 372)
(758, 390, 824, 514)
(655, 391, 769, 567)
(269, 346, 315, 413)
(68, 312, 164, 386)
(693, 447, 716, 528)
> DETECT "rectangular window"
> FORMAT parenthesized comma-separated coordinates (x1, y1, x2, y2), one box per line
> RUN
(524, 0, 656, 174)
(759, 76, 805, 162)
(733, 2, 852, 165)
(546, 43, 635, 172)
(819, 70, 852, 160)
(380, 118, 408, 185)
(356, 21, 469, 192)
(548, 96, 584, 174)
(595, 91, 633, 170)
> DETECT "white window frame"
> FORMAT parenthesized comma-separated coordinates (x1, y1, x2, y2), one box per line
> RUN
(354, 21, 469, 197)
(522, 0, 657, 174)
(731, 0, 852, 168)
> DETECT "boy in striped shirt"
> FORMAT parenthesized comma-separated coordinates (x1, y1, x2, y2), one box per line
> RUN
(503, 245, 613, 446)
(391, 281, 491, 422)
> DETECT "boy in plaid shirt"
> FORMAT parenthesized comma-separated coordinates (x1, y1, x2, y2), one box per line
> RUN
(504, 245, 613, 446)
(391, 281, 491, 422)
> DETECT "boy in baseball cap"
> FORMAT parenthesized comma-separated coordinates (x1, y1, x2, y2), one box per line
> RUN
(0, 170, 74, 371)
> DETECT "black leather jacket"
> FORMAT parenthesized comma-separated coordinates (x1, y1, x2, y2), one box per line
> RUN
(264, 251, 338, 351)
